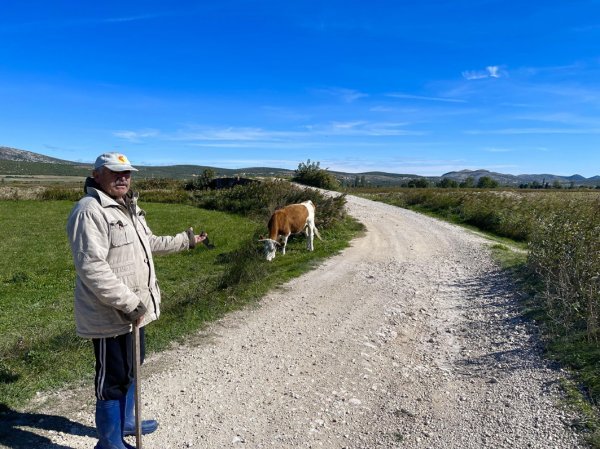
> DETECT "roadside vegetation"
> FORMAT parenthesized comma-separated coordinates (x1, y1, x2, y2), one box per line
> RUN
(358, 187, 600, 445)
(0, 180, 362, 409)
(292, 159, 341, 190)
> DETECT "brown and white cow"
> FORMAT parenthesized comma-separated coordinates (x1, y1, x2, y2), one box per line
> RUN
(259, 200, 322, 261)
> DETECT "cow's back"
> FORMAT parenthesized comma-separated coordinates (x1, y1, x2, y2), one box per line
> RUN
(268, 204, 309, 238)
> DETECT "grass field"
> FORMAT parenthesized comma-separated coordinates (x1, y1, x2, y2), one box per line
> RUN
(0, 198, 362, 408)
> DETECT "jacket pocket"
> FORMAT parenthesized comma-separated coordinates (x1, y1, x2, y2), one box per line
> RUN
(109, 220, 134, 247)
(112, 260, 135, 277)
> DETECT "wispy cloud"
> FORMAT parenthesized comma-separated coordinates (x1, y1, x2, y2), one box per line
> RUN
(515, 62, 585, 78)
(170, 127, 298, 142)
(261, 106, 312, 121)
(161, 121, 424, 144)
(370, 105, 399, 112)
(314, 87, 369, 103)
(305, 121, 423, 136)
(113, 129, 160, 143)
(386, 92, 466, 103)
(103, 14, 165, 24)
(186, 140, 389, 151)
(0, 13, 168, 33)
(462, 65, 503, 80)
(199, 158, 302, 169)
(484, 147, 513, 153)
(512, 112, 600, 127)
(466, 127, 600, 135)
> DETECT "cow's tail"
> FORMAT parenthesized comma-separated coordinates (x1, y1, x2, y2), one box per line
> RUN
(314, 225, 322, 240)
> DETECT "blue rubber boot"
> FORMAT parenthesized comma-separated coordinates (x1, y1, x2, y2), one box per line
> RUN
(95, 400, 131, 449)
(122, 382, 159, 436)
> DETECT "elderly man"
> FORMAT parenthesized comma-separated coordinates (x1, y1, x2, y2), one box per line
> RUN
(67, 152, 206, 449)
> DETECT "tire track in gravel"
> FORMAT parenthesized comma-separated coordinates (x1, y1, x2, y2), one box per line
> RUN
(30, 194, 585, 449)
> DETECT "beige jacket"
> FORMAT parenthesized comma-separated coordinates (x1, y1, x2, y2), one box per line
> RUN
(67, 186, 191, 338)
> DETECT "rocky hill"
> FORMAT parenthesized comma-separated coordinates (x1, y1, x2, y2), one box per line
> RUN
(0, 146, 75, 164)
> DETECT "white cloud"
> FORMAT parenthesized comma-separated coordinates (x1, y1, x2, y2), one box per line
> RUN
(370, 106, 398, 112)
(314, 87, 369, 103)
(314, 121, 422, 136)
(166, 121, 423, 144)
(466, 127, 600, 135)
(484, 147, 513, 153)
(462, 71, 488, 80)
(462, 65, 503, 80)
(330, 121, 367, 130)
(173, 127, 288, 141)
(113, 129, 159, 142)
(386, 92, 466, 103)
(487, 66, 500, 78)
(104, 14, 163, 24)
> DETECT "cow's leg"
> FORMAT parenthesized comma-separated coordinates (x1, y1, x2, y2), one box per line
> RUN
(306, 221, 314, 251)
(281, 234, 289, 255)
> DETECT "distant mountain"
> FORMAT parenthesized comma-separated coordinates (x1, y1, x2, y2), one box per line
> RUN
(0, 147, 295, 179)
(0, 146, 78, 164)
(0, 147, 598, 187)
(441, 169, 600, 187)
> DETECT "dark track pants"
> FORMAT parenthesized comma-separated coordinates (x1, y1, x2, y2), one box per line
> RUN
(92, 327, 145, 400)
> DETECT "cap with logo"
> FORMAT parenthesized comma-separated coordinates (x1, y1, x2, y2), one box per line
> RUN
(94, 152, 138, 172)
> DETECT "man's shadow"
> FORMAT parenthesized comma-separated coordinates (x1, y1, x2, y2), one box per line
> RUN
(0, 403, 96, 449)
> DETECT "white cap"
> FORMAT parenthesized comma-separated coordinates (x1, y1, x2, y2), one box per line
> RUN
(94, 152, 138, 172)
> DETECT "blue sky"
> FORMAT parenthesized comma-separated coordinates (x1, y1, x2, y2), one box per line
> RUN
(1, 1, 599, 177)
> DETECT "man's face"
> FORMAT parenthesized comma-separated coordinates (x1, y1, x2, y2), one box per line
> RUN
(93, 167, 131, 199)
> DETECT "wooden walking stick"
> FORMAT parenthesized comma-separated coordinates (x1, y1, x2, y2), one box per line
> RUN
(133, 321, 143, 449)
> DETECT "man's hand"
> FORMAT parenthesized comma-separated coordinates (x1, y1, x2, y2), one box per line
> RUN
(195, 231, 208, 245)
(187, 227, 211, 248)
(123, 301, 147, 324)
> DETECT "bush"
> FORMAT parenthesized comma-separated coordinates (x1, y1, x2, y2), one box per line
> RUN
(477, 176, 499, 188)
(183, 169, 216, 191)
(406, 178, 430, 188)
(437, 178, 459, 188)
(528, 198, 600, 340)
(133, 178, 184, 191)
(40, 187, 81, 201)
(292, 159, 340, 190)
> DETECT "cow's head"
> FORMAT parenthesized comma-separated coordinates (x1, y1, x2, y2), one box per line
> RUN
(258, 238, 280, 261)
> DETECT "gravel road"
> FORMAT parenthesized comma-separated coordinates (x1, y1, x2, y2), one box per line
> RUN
(18, 194, 585, 449)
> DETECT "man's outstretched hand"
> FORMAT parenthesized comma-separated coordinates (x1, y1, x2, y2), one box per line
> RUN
(187, 228, 213, 249)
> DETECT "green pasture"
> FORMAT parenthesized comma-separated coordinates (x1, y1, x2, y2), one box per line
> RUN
(0, 199, 362, 408)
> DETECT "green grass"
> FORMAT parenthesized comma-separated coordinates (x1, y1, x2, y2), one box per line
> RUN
(561, 379, 600, 447)
(0, 198, 362, 408)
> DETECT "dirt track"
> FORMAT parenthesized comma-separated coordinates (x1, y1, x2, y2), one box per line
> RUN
(20, 194, 584, 448)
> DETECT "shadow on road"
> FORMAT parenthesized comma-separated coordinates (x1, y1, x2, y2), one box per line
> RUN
(0, 403, 95, 449)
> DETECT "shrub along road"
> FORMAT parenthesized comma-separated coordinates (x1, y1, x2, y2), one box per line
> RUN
(30, 194, 583, 448)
